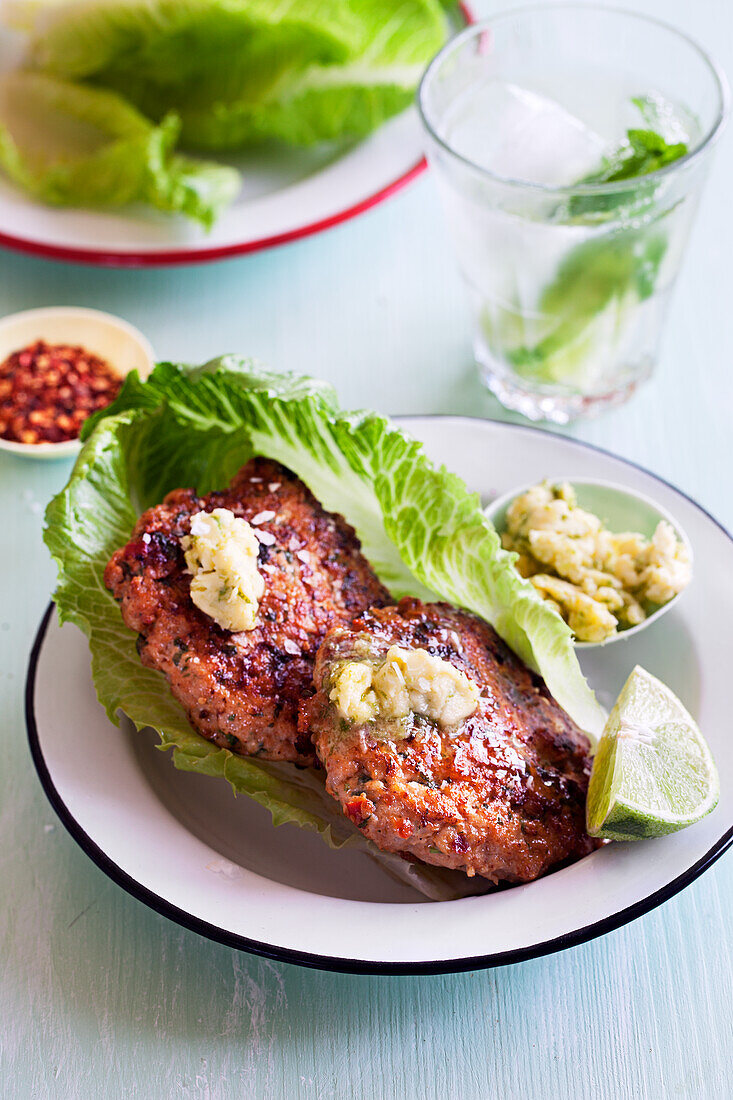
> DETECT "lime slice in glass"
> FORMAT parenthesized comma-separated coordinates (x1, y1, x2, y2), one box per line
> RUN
(586, 665, 719, 841)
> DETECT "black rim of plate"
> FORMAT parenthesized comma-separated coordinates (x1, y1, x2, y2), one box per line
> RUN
(25, 417, 733, 976)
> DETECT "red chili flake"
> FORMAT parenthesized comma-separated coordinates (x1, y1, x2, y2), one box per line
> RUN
(0, 340, 122, 444)
(344, 795, 374, 827)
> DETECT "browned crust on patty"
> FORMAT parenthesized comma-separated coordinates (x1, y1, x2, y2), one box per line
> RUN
(104, 457, 390, 765)
(301, 598, 597, 883)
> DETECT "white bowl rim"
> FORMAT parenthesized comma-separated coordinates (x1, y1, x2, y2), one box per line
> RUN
(0, 306, 154, 457)
(485, 474, 694, 649)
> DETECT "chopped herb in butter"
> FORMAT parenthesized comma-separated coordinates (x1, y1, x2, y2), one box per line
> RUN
(330, 646, 479, 729)
(502, 481, 691, 643)
(330, 662, 377, 726)
(181, 508, 264, 632)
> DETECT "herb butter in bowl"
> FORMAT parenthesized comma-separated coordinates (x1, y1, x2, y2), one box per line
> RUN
(485, 478, 693, 648)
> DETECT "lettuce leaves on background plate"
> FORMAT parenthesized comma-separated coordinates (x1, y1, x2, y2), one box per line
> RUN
(0, 0, 448, 220)
(13, 0, 356, 80)
(9, 0, 448, 150)
(0, 72, 239, 226)
(156, 0, 450, 150)
(45, 360, 605, 900)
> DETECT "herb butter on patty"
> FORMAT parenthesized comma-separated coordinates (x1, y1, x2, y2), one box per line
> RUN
(181, 508, 264, 632)
(330, 645, 480, 729)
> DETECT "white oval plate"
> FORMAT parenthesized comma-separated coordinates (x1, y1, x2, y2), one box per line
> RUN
(26, 418, 733, 973)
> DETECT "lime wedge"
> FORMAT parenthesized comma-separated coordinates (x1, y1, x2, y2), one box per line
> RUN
(586, 665, 719, 841)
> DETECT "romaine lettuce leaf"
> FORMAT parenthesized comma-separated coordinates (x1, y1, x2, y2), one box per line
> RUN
(19, 0, 355, 82)
(174, 0, 449, 149)
(45, 360, 605, 899)
(180, 61, 431, 150)
(15, 0, 447, 149)
(0, 73, 239, 226)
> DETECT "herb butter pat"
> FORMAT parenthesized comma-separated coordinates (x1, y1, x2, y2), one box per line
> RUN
(502, 482, 692, 643)
(181, 509, 264, 632)
(330, 646, 480, 729)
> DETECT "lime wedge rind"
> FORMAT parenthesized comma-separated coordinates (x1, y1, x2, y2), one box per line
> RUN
(593, 790, 719, 843)
(586, 665, 719, 841)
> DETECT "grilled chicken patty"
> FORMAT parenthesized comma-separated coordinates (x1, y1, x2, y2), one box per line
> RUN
(104, 458, 390, 766)
(301, 599, 596, 883)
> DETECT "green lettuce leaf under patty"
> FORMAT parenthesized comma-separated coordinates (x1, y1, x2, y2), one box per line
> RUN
(45, 360, 605, 899)
(0, 72, 239, 226)
(14, 0, 447, 150)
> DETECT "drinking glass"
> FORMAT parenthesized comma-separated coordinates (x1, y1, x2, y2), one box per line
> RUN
(419, 5, 728, 423)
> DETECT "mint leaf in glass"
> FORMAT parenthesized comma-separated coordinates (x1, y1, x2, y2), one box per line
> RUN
(505, 231, 668, 385)
(499, 99, 689, 383)
(566, 124, 687, 219)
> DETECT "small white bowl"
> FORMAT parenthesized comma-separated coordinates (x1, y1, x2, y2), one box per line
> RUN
(485, 477, 694, 649)
(0, 306, 154, 460)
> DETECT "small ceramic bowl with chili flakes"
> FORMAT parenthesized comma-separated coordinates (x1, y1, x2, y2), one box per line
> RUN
(0, 306, 155, 460)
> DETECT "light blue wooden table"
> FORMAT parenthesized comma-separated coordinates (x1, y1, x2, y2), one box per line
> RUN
(2, 1, 732, 1096)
